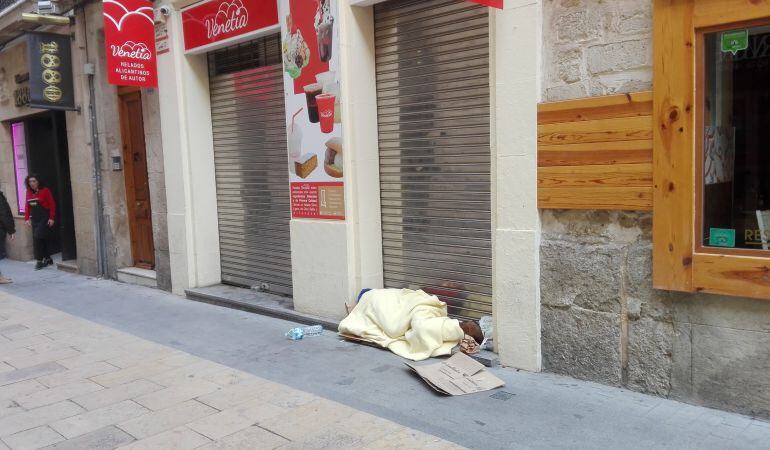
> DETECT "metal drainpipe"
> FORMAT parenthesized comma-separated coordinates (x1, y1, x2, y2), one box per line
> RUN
(80, 5, 108, 277)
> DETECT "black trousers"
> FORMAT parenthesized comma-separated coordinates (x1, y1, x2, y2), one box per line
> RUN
(0, 228, 6, 261)
(33, 235, 52, 261)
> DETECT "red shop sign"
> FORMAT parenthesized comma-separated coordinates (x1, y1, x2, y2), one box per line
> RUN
(290, 182, 345, 220)
(182, 0, 278, 53)
(468, 0, 503, 8)
(103, 0, 158, 87)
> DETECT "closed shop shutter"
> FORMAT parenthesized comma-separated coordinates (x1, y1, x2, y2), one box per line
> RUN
(375, 0, 492, 320)
(208, 36, 293, 296)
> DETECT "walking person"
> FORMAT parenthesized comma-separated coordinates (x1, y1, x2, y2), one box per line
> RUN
(23, 175, 56, 270)
(0, 189, 15, 284)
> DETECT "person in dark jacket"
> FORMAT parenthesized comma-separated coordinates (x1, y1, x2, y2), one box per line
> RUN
(23, 175, 56, 270)
(0, 190, 16, 284)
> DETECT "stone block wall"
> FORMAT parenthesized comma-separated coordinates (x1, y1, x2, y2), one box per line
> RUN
(69, 8, 99, 275)
(0, 43, 37, 262)
(0, 123, 33, 262)
(142, 88, 171, 291)
(543, 0, 652, 102)
(0, 5, 171, 288)
(541, 211, 770, 419)
(83, 1, 134, 277)
(72, 3, 170, 288)
(540, 0, 770, 419)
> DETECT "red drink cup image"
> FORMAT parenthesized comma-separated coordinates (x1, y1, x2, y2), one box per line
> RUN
(316, 93, 335, 133)
(304, 83, 323, 123)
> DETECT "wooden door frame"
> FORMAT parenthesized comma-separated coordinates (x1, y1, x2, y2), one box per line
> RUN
(118, 87, 155, 269)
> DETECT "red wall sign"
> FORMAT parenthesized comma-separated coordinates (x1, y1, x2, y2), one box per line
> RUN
(468, 0, 503, 8)
(287, 0, 328, 95)
(182, 0, 279, 52)
(291, 182, 345, 220)
(103, 0, 158, 87)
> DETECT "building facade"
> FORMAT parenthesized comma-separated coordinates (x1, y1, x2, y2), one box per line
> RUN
(2, 0, 769, 421)
(155, 0, 770, 419)
(0, 0, 171, 289)
(156, 0, 540, 370)
(539, 0, 770, 419)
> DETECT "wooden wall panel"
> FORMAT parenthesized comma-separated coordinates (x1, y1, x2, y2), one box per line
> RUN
(692, 253, 770, 301)
(537, 92, 653, 210)
(651, 0, 695, 293)
(693, 0, 770, 28)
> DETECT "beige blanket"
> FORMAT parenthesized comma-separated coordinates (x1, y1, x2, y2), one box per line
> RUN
(338, 288, 464, 361)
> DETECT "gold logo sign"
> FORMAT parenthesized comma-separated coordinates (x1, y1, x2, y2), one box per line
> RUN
(43, 85, 62, 102)
(42, 69, 61, 84)
(39, 42, 59, 54)
(40, 54, 60, 69)
(39, 40, 62, 103)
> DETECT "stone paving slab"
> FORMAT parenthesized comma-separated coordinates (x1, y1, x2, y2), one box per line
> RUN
(1, 426, 64, 450)
(0, 292, 462, 450)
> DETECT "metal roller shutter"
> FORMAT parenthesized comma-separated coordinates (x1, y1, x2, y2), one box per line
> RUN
(375, 0, 492, 320)
(208, 36, 293, 296)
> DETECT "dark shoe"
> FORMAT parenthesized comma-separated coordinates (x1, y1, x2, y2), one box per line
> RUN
(35, 261, 44, 270)
(44, 257, 53, 267)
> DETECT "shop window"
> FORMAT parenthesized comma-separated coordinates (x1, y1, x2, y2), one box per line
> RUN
(653, 0, 770, 299)
(701, 25, 770, 252)
(10, 122, 28, 215)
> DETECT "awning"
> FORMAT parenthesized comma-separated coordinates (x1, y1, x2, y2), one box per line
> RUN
(468, 0, 502, 8)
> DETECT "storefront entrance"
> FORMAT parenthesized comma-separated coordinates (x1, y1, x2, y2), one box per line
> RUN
(118, 88, 156, 269)
(11, 111, 77, 261)
(374, 0, 492, 320)
(208, 35, 294, 296)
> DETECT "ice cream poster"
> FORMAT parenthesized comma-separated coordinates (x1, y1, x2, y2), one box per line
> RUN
(280, 0, 344, 220)
(704, 126, 736, 185)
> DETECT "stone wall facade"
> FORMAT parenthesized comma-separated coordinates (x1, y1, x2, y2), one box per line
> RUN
(141, 88, 171, 291)
(543, 0, 652, 102)
(75, 2, 170, 287)
(0, 5, 170, 290)
(0, 41, 36, 262)
(541, 0, 770, 419)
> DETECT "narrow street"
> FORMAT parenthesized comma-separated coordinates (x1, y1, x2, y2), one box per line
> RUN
(0, 261, 768, 450)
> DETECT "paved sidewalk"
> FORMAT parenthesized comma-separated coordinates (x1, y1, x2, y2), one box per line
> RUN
(1, 260, 770, 449)
(0, 292, 460, 450)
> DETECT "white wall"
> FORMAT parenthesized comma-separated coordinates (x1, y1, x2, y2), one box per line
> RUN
(341, 0, 543, 371)
(291, 0, 384, 319)
(155, 0, 385, 306)
(156, 8, 222, 295)
(154, 0, 544, 373)
(491, 0, 542, 371)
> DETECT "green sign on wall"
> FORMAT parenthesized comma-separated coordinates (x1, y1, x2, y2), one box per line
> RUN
(709, 228, 736, 248)
(721, 30, 749, 55)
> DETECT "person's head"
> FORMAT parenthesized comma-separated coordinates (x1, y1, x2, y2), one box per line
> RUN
(25, 174, 41, 191)
(459, 321, 484, 345)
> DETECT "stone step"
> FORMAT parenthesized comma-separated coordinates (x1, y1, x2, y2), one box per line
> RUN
(56, 260, 78, 274)
(185, 285, 338, 331)
(117, 267, 158, 288)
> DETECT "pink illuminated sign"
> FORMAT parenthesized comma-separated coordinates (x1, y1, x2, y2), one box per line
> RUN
(11, 122, 28, 214)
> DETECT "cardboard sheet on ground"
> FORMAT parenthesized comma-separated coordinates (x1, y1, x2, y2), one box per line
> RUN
(405, 352, 505, 395)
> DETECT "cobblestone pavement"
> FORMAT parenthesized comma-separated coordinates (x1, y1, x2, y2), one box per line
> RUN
(0, 292, 461, 450)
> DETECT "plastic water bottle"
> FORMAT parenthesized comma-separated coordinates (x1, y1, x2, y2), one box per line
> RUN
(285, 325, 324, 340)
